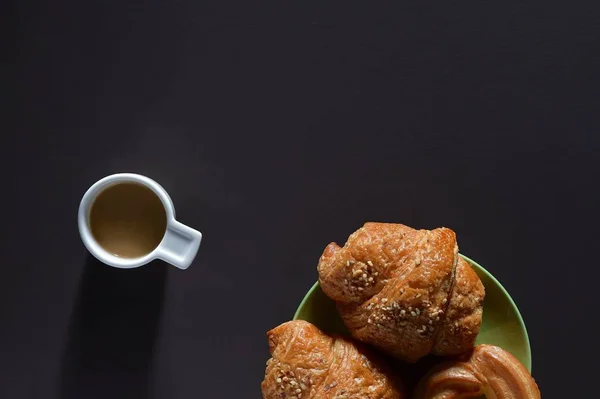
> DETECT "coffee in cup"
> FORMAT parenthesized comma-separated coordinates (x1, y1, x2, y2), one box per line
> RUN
(78, 173, 202, 269)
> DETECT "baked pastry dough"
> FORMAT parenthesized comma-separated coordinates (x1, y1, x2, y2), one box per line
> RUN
(414, 344, 541, 398)
(261, 320, 405, 399)
(318, 223, 484, 362)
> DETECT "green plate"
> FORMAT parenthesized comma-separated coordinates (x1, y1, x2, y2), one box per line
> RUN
(293, 254, 532, 372)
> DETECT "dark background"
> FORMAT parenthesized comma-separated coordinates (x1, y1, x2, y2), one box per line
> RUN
(5, 1, 599, 398)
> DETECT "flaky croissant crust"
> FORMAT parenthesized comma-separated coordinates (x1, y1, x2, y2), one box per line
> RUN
(318, 223, 484, 362)
(414, 344, 541, 399)
(261, 320, 405, 399)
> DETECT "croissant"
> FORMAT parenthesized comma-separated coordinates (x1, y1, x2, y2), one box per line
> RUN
(414, 344, 541, 398)
(317, 222, 485, 363)
(261, 320, 405, 399)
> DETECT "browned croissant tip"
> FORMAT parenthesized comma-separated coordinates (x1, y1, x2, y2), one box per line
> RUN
(266, 320, 303, 353)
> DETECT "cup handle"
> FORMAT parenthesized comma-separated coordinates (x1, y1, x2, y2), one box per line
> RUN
(155, 220, 202, 269)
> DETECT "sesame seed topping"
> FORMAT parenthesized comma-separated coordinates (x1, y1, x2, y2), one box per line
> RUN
(400, 309, 406, 316)
(362, 273, 368, 280)
(368, 277, 374, 282)
(368, 318, 372, 323)
(346, 260, 350, 267)
(442, 298, 448, 305)
(411, 311, 417, 317)
(416, 293, 421, 298)
(416, 308, 421, 315)
(382, 298, 388, 303)
(277, 378, 282, 383)
(358, 287, 364, 291)
(367, 260, 374, 266)
(374, 272, 379, 276)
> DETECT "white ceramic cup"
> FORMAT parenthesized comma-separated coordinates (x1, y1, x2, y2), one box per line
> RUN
(78, 173, 202, 270)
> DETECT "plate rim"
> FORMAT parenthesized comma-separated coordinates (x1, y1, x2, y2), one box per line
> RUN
(293, 253, 532, 371)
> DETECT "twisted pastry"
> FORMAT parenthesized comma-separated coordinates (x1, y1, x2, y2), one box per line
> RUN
(414, 344, 541, 398)
(261, 320, 405, 399)
(318, 223, 484, 362)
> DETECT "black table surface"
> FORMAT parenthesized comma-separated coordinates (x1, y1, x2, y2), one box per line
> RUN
(6, 1, 599, 398)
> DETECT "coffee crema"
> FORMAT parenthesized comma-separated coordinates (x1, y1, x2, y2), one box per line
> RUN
(89, 183, 167, 258)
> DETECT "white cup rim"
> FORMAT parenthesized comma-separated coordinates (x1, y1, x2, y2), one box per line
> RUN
(78, 173, 176, 269)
